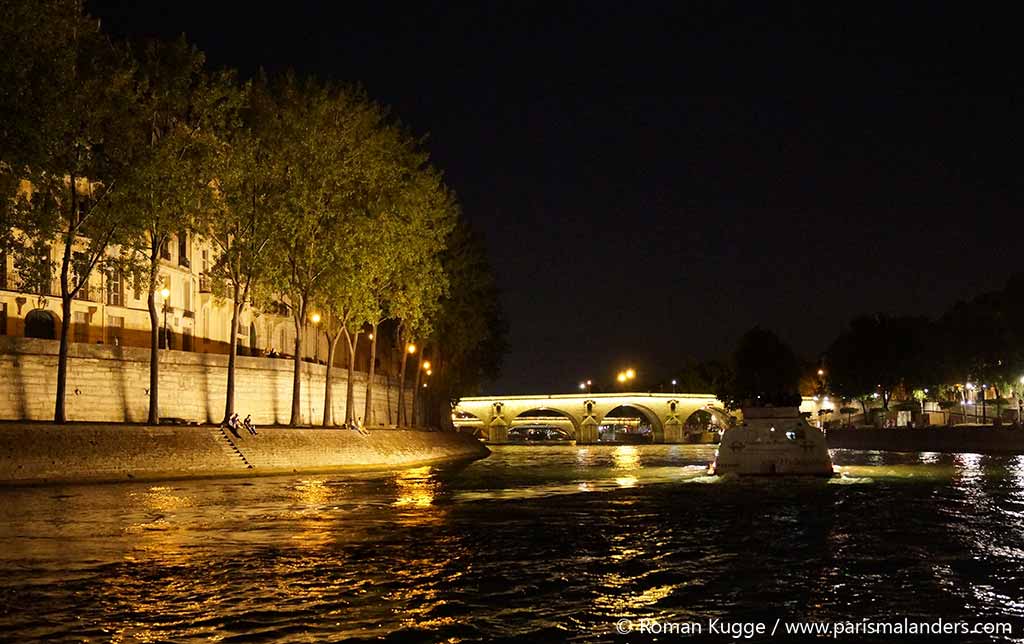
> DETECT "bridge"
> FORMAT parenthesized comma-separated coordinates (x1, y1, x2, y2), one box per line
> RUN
(453, 393, 828, 443)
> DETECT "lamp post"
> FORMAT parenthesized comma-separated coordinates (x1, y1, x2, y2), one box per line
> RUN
(671, 378, 677, 393)
(311, 312, 321, 363)
(160, 287, 170, 350)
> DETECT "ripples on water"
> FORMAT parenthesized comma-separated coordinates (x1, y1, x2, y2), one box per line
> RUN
(2, 446, 1024, 642)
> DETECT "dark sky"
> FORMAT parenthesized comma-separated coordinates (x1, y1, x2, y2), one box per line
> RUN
(88, 1, 1020, 395)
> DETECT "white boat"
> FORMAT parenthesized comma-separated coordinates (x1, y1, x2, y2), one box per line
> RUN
(709, 407, 833, 476)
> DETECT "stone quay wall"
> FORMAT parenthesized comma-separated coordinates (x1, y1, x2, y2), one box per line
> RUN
(0, 424, 490, 485)
(826, 426, 1024, 454)
(0, 337, 411, 426)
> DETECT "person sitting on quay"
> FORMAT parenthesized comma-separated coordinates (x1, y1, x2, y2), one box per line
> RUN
(243, 414, 258, 435)
(224, 413, 241, 437)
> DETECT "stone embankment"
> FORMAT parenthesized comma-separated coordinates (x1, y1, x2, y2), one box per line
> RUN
(0, 424, 489, 485)
(826, 426, 1024, 454)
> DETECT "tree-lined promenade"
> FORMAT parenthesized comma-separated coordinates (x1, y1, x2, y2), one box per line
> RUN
(0, 0, 506, 428)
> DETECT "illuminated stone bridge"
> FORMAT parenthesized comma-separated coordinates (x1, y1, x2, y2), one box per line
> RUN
(453, 393, 827, 444)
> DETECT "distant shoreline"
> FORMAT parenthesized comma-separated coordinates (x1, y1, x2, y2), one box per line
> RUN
(826, 426, 1024, 455)
(0, 424, 489, 486)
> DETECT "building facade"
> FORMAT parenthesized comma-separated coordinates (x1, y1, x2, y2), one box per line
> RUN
(0, 231, 395, 376)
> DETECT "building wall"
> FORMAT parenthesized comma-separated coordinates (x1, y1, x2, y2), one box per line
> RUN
(0, 230, 401, 375)
(0, 337, 411, 426)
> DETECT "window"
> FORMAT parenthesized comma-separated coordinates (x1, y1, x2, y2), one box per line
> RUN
(105, 270, 123, 307)
(0, 249, 8, 289)
(0, 303, 7, 335)
(177, 232, 190, 268)
(182, 327, 193, 352)
(73, 311, 88, 343)
(72, 252, 90, 301)
(24, 245, 53, 296)
(182, 278, 191, 312)
(107, 315, 124, 346)
(160, 238, 171, 261)
(199, 249, 210, 292)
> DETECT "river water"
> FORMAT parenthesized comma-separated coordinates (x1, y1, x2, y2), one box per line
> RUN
(2, 445, 1024, 642)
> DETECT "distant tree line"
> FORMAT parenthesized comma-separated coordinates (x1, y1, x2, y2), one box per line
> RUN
(666, 274, 1024, 415)
(0, 0, 507, 427)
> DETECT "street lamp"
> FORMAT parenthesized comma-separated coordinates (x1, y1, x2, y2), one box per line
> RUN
(407, 343, 417, 354)
(671, 378, 677, 393)
(616, 369, 636, 387)
(423, 360, 431, 371)
(310, 312, 321, 363)
(159, 287, 170, 349)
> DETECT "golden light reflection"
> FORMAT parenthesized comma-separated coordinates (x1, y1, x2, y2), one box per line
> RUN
(288, 479, 336, 549)
(294, 478, 332, 507)
(122, 487, 196, 566)
(394, 466, 437, 508)
(615, 476, 638, 488)
(612, 445, 640, 470)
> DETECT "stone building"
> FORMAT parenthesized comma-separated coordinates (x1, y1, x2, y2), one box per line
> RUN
(0, 231, 397, 377)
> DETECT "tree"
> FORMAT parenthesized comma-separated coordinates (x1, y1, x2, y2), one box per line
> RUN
(716, 326, 802, 409)
(1, 0, 137, 422)
(265, 77, 389, 425)
(422, 221, 507, 430)
(200, 78, 282, 423)
(371, 166, 454, 426)
(826, 314, 929, 413)
(115, 37, 231, 425)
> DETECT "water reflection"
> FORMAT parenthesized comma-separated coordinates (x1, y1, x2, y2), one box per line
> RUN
(3, 446, 1024, 642)
(612, 445, 640, 469)
(615, 476, 639, 488)
(394, 466, 438, 508)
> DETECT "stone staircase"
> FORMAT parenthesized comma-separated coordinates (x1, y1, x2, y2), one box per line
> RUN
(211, 426, 254, 469)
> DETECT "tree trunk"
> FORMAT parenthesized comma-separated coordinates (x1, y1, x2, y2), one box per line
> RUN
(223, 285, 241, 424)
(364, 321, 378, 426)
(397, 327, 409, 426)
(54, 180, 79, 423)
(54, 227, 75, 423)
(55, 284, 72, 424)
(323, 331, 340, 426)
(342, 328, 359, 426)
(146, 242, 161, 425)
(411, 346, 424, 427)
(289, 300, 305, 426)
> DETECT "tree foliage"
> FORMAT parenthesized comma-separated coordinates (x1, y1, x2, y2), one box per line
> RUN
(716, 326, 802, 409)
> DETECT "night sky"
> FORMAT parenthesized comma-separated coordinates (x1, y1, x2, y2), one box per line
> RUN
(88, 1, 1019, 395)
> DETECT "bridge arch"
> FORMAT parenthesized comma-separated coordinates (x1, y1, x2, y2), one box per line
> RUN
(599, 403, 663, 443)
(510, 406, 580, 439)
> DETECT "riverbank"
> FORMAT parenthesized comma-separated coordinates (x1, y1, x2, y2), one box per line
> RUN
(826, 425, 1024, 454)
(0, 423, 489, 485)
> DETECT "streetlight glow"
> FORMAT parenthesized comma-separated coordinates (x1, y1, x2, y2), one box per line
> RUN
(422, 361, 431, 371)
(311, 312, 321, 324)
(625, 368, 635, 379)
(160, 287, 170, 299)
(407, 343, 417, 354)
(579, 382, 586, 390)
